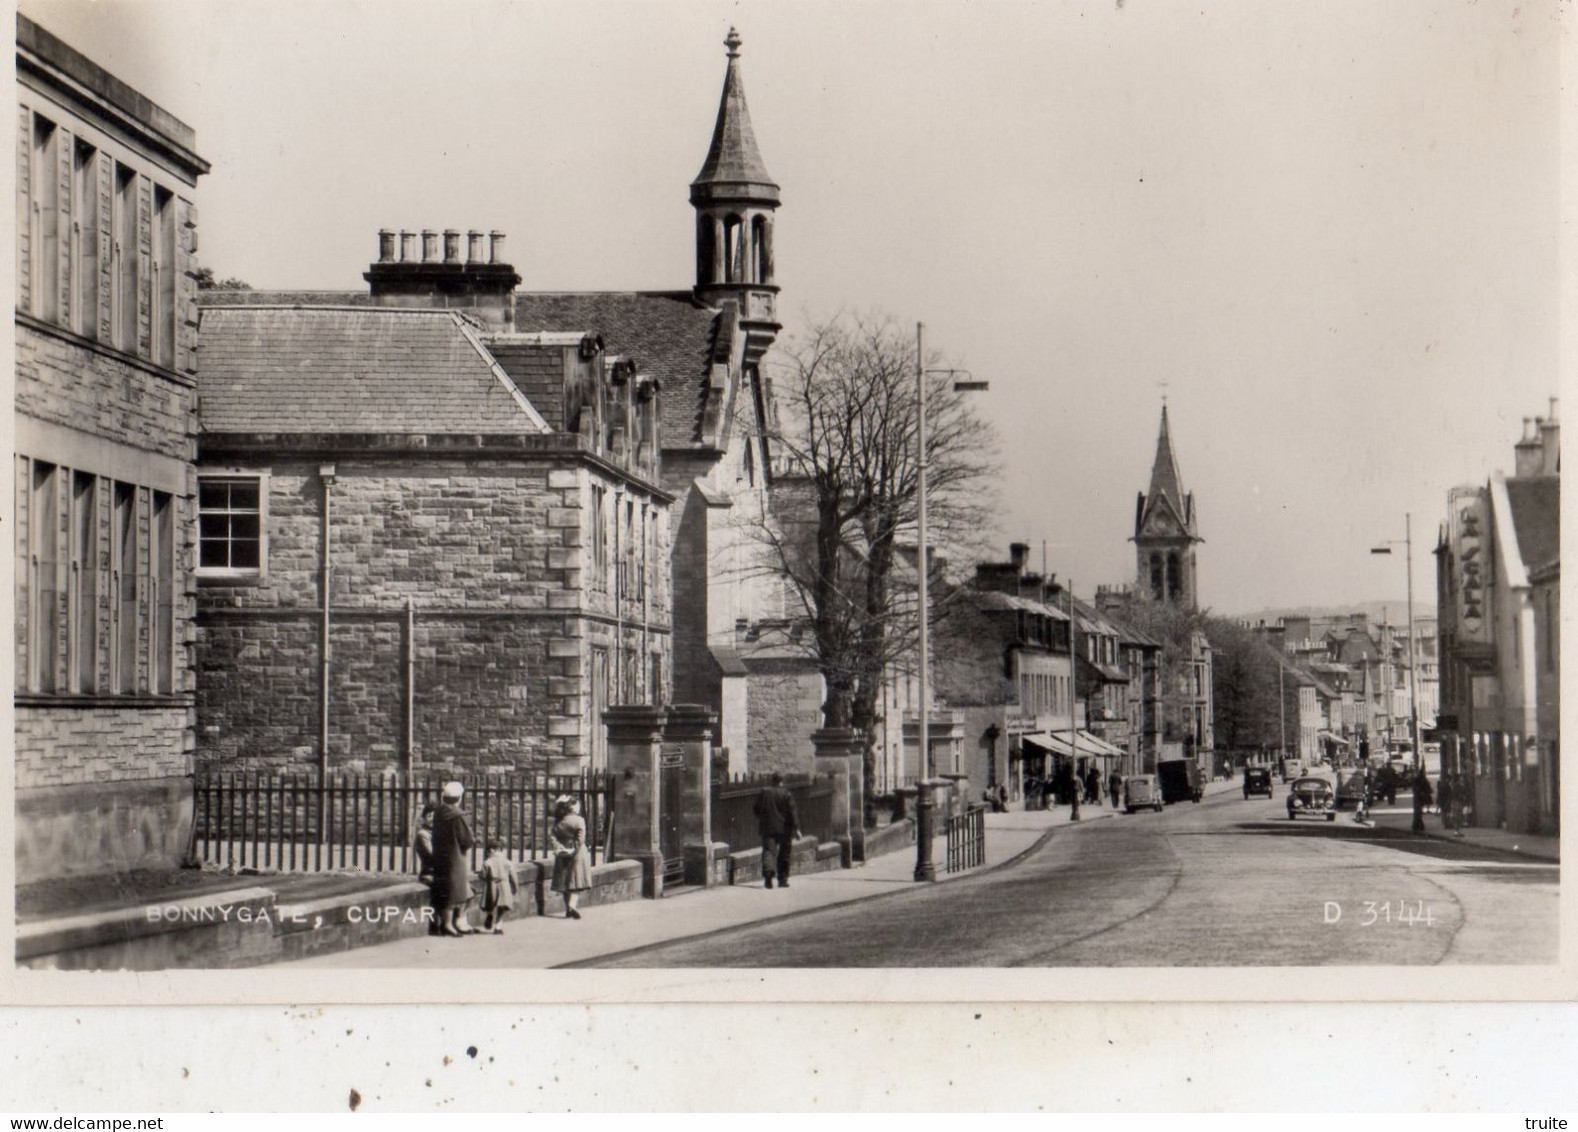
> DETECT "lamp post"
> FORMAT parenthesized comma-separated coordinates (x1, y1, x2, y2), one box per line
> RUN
(1372, 513, 1424, 834)
(912, 321, 988, 882)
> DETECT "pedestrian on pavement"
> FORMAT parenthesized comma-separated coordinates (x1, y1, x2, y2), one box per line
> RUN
(549, 795, 592, 919)
(994, 782, 1009, 813)
(1057, 761, 1081, 821)
(1083, 765, 1101, 806)
(1414, 767, 1433, 812)
(1436, 772, 1454, 830)
(753, 772, 800, 888)
(412, 801, 440, 935)
(1109, 770, 1123, 810)
(479, 841, 516, 934)
(432, 782, 478, 937)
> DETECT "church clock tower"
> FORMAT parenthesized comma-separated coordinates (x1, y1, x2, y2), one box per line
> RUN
(1133, 404, 1203, 607)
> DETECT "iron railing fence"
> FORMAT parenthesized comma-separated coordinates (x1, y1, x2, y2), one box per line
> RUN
(945, 804, 986, 873)
(191, 771, 615, 874)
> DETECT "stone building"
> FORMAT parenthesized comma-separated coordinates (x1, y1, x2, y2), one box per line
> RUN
(1435, 400, 1559, 836)
(504, 28, 785, 774)
(194, 258, 670, 776)
(13, 15, 210, 880)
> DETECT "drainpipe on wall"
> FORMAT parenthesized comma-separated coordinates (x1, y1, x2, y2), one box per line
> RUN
(405, 597, 416, 778)
(318, 464, 335, 783)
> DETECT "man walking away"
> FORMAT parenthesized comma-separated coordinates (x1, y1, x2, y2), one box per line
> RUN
(753, 772, 800, 889)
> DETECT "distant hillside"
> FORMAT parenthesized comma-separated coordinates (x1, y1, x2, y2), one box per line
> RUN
(1226, 598, 1439, 626)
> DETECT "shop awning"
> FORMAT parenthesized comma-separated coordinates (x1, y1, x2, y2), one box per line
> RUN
(1022, 731, 1122, 760)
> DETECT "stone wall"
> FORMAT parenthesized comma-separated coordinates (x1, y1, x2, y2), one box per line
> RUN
(195, 455, 671, 774)
(742, 657, 822, 776)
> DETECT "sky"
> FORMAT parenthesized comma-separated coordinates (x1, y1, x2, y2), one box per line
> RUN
(18, 0, 1565, 616)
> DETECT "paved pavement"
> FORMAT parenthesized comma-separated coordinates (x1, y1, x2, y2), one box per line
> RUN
(1364, 801, 1559, 861)
(280, 785, 1219, 970)
(582, 785, 1559, 967)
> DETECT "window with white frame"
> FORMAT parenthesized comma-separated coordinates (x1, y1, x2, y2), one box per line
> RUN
(197, 475, 266, 578)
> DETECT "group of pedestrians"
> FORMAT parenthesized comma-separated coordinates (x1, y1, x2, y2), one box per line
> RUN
(412, 781, 593, 935)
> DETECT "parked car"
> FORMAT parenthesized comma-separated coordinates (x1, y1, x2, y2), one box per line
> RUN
(1123, 774, 1164, 813)
(1243, 766, 1274, 799)
(1157, 759, 1204, 804)
(1286, 776, 1337, 821)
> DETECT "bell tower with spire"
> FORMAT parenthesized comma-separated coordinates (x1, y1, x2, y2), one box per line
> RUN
(1133, 403, 1203, 607)
(691, 28, 781, 363)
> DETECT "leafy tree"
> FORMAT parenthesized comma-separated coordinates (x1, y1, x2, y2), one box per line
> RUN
(195, 266, 252, 290)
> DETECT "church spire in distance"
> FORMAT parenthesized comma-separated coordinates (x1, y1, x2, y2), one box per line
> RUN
(1133, 402, 1202, 607)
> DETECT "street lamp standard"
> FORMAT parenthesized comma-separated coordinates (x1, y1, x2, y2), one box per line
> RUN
(913, 322, 987, 882)
(1371, 512, 1425, 834)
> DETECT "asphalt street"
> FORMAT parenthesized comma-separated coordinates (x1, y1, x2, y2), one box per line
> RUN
(581, 788, 1560, 967)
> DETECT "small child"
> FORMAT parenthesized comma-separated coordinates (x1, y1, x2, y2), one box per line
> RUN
(479, 842, 516, 934)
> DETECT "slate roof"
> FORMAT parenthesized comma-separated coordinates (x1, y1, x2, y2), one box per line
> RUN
(197, 306, 547, 435)
(693, 29, 777, 190)
(510, 291, 721, 447)
(1505, 476, 1559, 574)
(971, 590, 1071, 621)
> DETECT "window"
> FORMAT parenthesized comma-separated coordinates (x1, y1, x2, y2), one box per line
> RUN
(197, 476, 264, 577)
(32, 461, 60, 692)
(152, 491, 175, 693)
(73, 139, 99, 338)
(115, 162, 138, 353)
(154, 186, 176, 368)
(72, 472, 98, 692)
(114, 481, 138, 692)
(589, 484, 607, 592)
(32, 114, 60, 324)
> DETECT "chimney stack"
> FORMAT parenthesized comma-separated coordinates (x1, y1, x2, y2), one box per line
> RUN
(365, 226, 521, 330)
(1540, 397, 1560, 475)
(489, 231, 507, 265)
(1008, 542, 1029, 573)
(1515, 417, 1543, 476)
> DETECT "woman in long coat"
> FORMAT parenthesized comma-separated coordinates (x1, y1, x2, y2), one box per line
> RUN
(432, 782, 477, 936)
(549, 796, 592, 919)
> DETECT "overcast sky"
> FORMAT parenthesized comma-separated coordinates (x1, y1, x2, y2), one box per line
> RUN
(20, 0, 1564, 616)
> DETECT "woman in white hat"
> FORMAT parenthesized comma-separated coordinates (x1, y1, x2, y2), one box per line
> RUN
(432, 781, 477, 936)
(548, 795, 592, 919)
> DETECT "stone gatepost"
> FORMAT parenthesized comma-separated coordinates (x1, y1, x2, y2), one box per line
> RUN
(811, 727, 864, 866)
(603, 705, 667, 898)
(664, 703, 720, 887)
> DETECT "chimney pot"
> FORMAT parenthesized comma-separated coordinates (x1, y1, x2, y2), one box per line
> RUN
(377, 229, 396, 264)
(1548, 396, 1559, 423)
(421, 230, 439, 263)
(467, 230, 486, 264)
(489, 231, 507, 265)
(399, 230, 416, 262)
(443, 229, 461, 264)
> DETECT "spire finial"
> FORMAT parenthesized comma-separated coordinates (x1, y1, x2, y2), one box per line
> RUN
(725, 27, 742, 58)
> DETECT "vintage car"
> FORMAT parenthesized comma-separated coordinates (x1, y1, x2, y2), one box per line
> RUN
(1157, 759, 1204, 804)
(1123, 774, 1164, 814)
(1286, 776, 1337, 821)
(1243, 766, 1274, 799)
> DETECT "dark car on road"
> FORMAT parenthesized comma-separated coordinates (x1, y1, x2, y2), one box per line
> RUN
(1286, 776, 1336, 821)
(1243, 766, 1274, 799)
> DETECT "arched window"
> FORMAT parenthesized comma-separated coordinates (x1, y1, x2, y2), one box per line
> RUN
(1167, 553, 1181, 600)
(724, 215, 744, 282)
(696, 215, 715, 285)
(752, 215, 772, 283)
(1149, 554, 1163, 600)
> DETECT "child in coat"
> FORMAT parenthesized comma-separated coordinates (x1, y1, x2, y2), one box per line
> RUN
(479, 842, 517, 934)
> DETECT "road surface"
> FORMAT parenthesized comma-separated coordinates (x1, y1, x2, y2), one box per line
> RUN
(579, 788, 1559, 967)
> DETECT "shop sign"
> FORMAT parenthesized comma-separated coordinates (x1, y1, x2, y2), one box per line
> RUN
(1449, 486, 1491, 646)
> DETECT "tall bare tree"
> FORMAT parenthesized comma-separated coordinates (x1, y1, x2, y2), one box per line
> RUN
(752, 312, 1000, 810)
